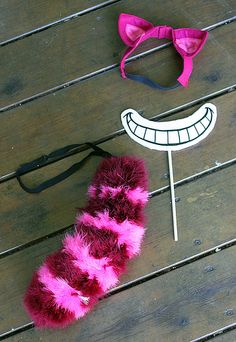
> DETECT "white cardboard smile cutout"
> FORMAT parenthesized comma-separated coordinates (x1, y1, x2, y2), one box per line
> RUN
(121, 103, 217, 152)
(121, 103, 217, 241)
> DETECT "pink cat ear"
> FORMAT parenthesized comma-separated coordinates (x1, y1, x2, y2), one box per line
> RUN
(118, 13, 153, 47)
(174, 29, 208, 57)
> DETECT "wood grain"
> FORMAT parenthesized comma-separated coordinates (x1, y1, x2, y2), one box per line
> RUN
(1, 1, 235, 341)
(1, 0, 235, 107)
(0, 23, 235, 176)
(0, 91, 235, 252)
(0, 165, 235, 334)
(2, 247, 236, 341)
(0, 0, 106, 43)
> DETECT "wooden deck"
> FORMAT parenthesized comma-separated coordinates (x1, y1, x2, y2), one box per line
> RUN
(0, 1, 236, 341)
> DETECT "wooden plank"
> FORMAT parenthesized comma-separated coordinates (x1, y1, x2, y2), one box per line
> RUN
(213, 329, 236, 342)
(0, 0, 107, 43)
(1, 0, 235, 108)
(1, 23, 236, 176)
(0, 165, 235, 334)
(0, 91, 235, 252)
(2, 247, 236, 341)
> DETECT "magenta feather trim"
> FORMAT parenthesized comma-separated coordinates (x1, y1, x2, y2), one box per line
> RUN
(24, 156, 149, 328)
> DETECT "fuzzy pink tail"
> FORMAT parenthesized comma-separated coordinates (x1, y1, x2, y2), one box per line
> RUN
(24, 156, 149, 328)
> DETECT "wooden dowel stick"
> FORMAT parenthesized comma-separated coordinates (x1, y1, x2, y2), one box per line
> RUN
(167, 150, 178, 241)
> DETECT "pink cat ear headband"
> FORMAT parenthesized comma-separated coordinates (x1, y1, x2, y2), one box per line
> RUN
(118, 13, 208, 89)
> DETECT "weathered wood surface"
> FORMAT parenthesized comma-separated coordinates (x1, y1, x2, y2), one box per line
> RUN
(0, 0, 106, 43)
(1, 92, 235, 252)
(1, 0, 235, 108)
(0, 165, 235, 334)
(1, 23, 235, 176)
(213, 329, 236, 341)
(1, 0, 236, 340)
(5, 246, 236, 341)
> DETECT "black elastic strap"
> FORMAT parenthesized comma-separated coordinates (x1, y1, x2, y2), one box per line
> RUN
(126, 73, 181, 90)
(16, 143, 112, 194)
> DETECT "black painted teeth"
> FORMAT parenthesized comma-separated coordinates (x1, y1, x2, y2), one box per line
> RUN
(125, 107, 213, 147)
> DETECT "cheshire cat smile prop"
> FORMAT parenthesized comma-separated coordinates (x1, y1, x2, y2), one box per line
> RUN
(24, 155, 149, 328)
(118, 13, 208, 89)
(121, 103, 217, 241)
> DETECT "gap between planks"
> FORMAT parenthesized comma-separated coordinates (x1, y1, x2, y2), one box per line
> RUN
(0, 17, 235, 114)
(0, 8, 235, 341)
(191, 322, 236, 342)
(1, 324, 236, 342)
(1, 158, 236, 259)
(0, 0, 124, 47)
(0, 4, 234, 47)
(0, 85, 235, 183)
(0, 240, 235, 341)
